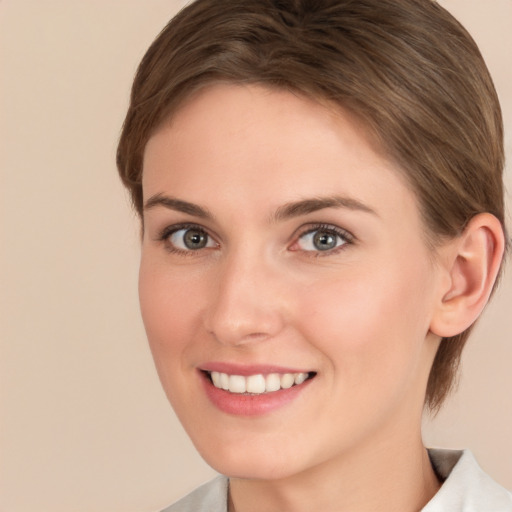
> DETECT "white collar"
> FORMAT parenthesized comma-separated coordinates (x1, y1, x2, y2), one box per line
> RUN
(423, 449, 512, 511)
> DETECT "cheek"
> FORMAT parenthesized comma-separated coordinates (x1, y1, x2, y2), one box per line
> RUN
(138, 257, 204, 367)
(295, 255, 434, 384)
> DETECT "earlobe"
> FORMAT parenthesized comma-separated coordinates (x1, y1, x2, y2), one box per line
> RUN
(430, 213, 505, 338)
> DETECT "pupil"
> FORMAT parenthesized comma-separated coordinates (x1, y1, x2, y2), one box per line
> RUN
(313, 231, 336, 251)
(184, 229, 207, 249)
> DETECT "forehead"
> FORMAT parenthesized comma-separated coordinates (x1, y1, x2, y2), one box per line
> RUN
(142, 83, 419, 224)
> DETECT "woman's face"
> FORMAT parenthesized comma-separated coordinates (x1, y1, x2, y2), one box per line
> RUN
(140, 84, 444, 479)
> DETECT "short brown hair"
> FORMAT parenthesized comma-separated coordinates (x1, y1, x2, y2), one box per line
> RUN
(117, 0, 507, 411)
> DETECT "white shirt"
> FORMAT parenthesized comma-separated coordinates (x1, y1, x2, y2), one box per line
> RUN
(162, 449, 512, 511)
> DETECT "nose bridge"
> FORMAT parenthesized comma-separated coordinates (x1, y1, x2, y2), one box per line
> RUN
(204, 244, 284, 346)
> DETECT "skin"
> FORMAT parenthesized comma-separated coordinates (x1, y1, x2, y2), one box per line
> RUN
(139, 84, 449, 511)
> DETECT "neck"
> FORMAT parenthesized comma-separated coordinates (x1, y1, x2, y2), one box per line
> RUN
(228, 425, 440, 512)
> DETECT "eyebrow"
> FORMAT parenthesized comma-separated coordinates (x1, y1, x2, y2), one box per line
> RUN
(144, 193, 214, 219)
(143, 193, 377, 222)
(271, 196, 377, 222)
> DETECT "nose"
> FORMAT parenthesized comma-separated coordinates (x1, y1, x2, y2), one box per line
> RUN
(203, 249, 286, 347)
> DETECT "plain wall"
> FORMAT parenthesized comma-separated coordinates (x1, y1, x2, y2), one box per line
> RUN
(1, 1, 510, 511)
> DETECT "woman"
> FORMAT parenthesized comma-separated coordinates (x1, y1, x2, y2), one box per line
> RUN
(116, 0, 510, 510)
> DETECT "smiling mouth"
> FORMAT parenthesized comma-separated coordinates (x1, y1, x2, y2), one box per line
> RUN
(204, 371, 316, 395)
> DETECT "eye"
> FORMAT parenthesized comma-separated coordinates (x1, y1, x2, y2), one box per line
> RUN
(164, 226, 217, 252)
(293, 225, 352, 253)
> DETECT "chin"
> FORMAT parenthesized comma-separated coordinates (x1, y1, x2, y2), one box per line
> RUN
(206, 455, 299, 481)
(193, 435, 305, 480)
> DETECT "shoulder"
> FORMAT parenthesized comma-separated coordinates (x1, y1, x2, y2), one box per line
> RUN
(423, 449, 512, 511)
(160, 475, 229, 512)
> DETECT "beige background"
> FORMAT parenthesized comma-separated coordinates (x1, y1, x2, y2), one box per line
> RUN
(1, 1, 510, 511)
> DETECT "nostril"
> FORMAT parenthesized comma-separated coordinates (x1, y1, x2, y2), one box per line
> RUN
(207, 324, 280, 347)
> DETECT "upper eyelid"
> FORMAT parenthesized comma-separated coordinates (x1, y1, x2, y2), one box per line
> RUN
(294, 223, 354, 241)
(157, 222, 213, 240)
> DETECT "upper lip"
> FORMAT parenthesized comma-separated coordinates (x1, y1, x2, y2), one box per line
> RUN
(199, 362, 313, 376)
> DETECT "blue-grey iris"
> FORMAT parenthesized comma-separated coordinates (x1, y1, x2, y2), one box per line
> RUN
(313, 231, 337, 251)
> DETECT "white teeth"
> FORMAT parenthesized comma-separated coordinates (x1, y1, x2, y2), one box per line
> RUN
(209, 371, 310, 394)
(211, 371, 221, 387)
(220, 372, 229, 390)
(265, 373, 281, 392)
(229, 375, 246, 393)
(246, 374, 266, 394)
(295, 372, 307, 385)
(280, 373, 295, 389)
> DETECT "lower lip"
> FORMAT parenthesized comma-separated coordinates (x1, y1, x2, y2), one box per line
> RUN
(200, 372, 313, 416)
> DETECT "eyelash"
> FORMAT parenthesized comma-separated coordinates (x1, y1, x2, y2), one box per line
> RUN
(156, 222, 354, 257)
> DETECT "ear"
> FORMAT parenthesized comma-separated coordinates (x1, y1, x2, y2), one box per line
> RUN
(430, 213, 505, 338)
